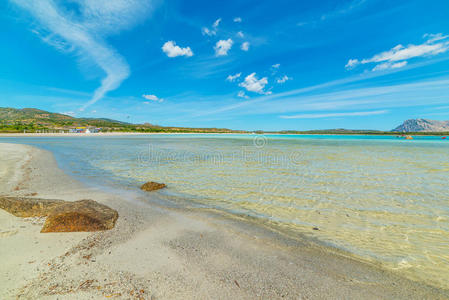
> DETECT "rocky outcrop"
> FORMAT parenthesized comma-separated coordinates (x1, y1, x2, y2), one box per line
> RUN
(0, 196, 118, 233)
(41, 200, 118, 233)
(0, 196, 64, 217)
(140, 181, 166, 192)
(392, 119, 449, 132)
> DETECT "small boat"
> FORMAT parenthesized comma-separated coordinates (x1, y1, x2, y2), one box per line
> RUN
(405, 135, 413, 140)
(442, 137, 447, 139)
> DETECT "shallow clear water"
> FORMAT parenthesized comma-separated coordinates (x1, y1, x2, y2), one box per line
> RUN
(2, 134, 449, 289)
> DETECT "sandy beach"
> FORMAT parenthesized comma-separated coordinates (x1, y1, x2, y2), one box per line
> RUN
(0, 142, 448, 299)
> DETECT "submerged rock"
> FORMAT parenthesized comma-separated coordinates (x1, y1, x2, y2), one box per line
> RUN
(140, 181, 166, 192)
(0, 196, 118, 233)
(41, 199, 118, 233)
(0, 196, 64, 217)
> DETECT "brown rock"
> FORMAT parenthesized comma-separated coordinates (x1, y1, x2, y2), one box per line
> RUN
(0, 196, 118, 233)
(140, 181, 166, 192)
(41, 199, 118, 233)
(0, 196, 64, 217)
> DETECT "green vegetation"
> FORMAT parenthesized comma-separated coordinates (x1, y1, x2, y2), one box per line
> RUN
(0, 107, 246, 133)
(1, 107, 448, 135)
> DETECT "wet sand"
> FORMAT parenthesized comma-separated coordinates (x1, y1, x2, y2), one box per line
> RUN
(0, 142, 448, 299)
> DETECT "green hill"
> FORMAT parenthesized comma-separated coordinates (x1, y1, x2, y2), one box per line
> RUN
(0, 107, 244, 133)
(0, 107, 129, 132)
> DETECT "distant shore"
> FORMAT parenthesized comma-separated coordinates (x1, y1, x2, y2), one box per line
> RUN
(0, 132, 238, 137)
(0, 131, 448, 137)
(0, 142, 448, 298)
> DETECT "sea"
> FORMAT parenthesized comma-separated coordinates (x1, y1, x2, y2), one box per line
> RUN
(2, 134, 448, 289)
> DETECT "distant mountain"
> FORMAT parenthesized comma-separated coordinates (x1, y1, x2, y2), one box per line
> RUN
(0, 107, 243, 133)
(392, 119, 449, 132)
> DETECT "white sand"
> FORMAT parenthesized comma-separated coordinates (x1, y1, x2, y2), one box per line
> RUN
(0, 142, 447, 299)
(0, 144, 89, 298)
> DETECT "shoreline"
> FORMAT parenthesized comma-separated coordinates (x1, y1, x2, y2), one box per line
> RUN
(0, 132, 448, 137)
(1, 142, 448, 299)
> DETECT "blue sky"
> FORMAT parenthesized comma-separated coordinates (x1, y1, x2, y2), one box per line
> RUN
(1, 0, 449, 131)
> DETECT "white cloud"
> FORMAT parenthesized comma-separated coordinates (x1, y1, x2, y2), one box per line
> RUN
(280, 110, 388, 119)
(423, 33, 449, 43)
(272, 63, 280, 69)
(277, 75, 292, 84)
(213, 18, 221, 28)
(201, 27, 215, 36)
(226, 73, 241, 82)
(142, 94, 163, 102)
(241, 41, 250, 51)
(347, 33, 449, 72)
(363, 42, 448, 63)
(372, 61, 407, 72)
(214, 39, 233, 56)
(345, 59, 359, 69)
(162, 41, 193, 58)
(233, 17, 242, 23)
(236, 31, 244, 38)
(202, 18, 221, 36)
(237, 91, 249, 99)
(11, 0, 154, 111)
(239, 73, 270, 94)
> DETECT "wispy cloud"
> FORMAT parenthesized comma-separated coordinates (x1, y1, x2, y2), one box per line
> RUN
(162, 41, 193, 57)
(321, 0, 367, 21)
(192, 73, 449, 118)
(271, 64, 281, 74)
(233, 17, 242, 23)
(345, 59, 359, 69)
(346, 33, 449, 71)
(179, 55, 235, 78)
(280, 110, 388, 119)
(202, 18, 221, 36)
(277, 75, 292, 84)
(11, 0, 155, 111)
(424, 33, 449, 43)
(213, 18, 222, 28)
(372, 61, 407, 71)
(201, 27, 214, 36)
(237, 91, 249, 99)
(226, 73, 241, 82)
(142, 94, 163, 103)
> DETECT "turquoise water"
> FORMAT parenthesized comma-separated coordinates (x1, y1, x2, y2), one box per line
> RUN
(2, 134, 449, 289)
